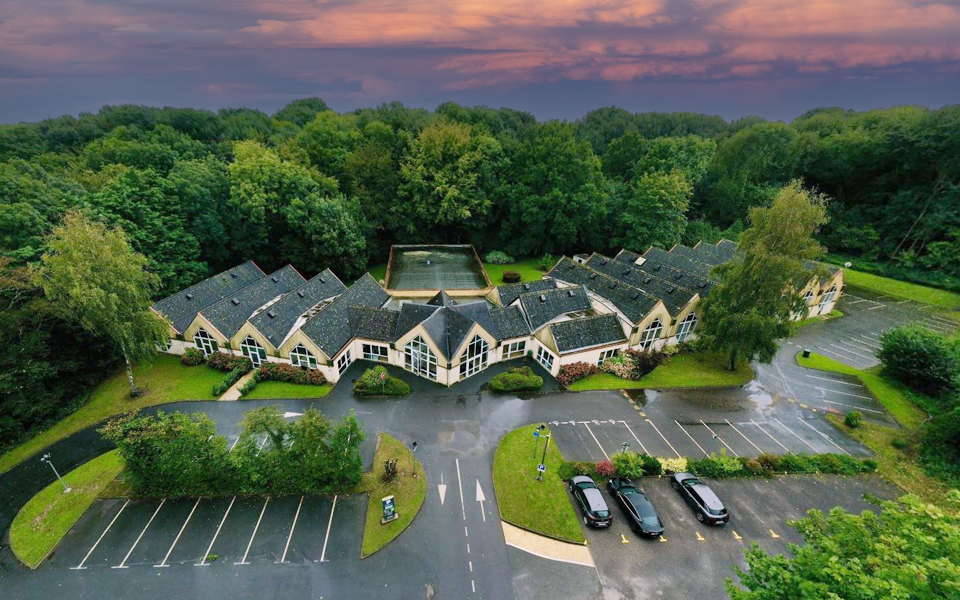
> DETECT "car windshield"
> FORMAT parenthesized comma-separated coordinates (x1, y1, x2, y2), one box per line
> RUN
(683, 478, 700, 487)
(707, 506, 725, 516)
(641, 515, 661, 527)
(595, 510, 610, 518)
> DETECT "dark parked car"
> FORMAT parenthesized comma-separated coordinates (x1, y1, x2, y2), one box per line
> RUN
(569, 475, 612, 528)
(670, 472, 729, 525)
(607, 478, 663, 537)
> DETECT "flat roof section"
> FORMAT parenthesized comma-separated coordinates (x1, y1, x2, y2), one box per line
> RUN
(385, 245, 491, 291)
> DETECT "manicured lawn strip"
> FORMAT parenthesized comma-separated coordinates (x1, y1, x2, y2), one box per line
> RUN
(0, 354, 222, 476)
(10, 450, 125, 568)
(358, 433, 426, 558)
(842, 270, 960, 310)
(483, 259, 547, 285)
(243, 380, 332, 399)
(493, 425, 584, 544)
(796, 351, 927, 429)
(569, 352, 754, 391)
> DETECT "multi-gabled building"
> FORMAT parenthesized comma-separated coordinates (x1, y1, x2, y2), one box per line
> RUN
(152, 241, 843, 385)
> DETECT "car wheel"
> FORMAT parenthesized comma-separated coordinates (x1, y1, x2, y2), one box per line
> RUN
(569, 483, 574, 492)
(696, 511, 705, 523)
(583, 516, 588, 526)
(671, 480, 680, 490)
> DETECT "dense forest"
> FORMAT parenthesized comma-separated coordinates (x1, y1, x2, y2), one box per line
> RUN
(1, 98, 959, 449)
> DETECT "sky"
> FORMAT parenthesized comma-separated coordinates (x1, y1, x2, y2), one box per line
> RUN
(2, 0, 960, 124)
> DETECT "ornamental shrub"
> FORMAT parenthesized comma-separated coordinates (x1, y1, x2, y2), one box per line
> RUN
(600, 353, 635, 379)
(207, 352, 252, 373)
(213, 366, 247, 396)
(258, 362, 326, 386)
(484, 250, 514, 265)
(659, 457, 688, 474)
(181, 348, 205, 366)
(557, 362, 599, 386)
(845, 410, 862, 428)
(612, 451, 662, 477)
(537, 254, 556, 271)
(353, 365, 410, 396)
(489, 367, 543, 393)
(877, 324, 959, 396)
(595, 459, 616, 478)
(627, 348, 664, 378)
(238, 377, 258, 397)
(502, 271, 521, 284)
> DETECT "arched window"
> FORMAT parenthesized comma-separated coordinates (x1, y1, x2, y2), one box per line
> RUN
(818, 285, 837, 314)
(459, 335, 489, 380)
(404, 335, 437, 381)
(675, 312, 698, 343)
(802, 290, 814, 304)
(193, 328, 218, 356)
(290, 343, 318, 369)
(240, 335, 267, 367)
(639, 319, 663, 350)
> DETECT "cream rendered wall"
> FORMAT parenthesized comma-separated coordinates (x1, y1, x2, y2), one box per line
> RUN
(533, 325, 559, 355)
(231, 321, 278, 356)
(531, 338, 561, 377)
(665, 306, 700, 345)
(558, 342, 630, 368)
(629, 303, 672, 348)
(183, 313, 230, 350)
(496, 336, 534, 361)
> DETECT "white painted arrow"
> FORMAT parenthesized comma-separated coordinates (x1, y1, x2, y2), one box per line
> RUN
(438, 473, 447, 506)
(282, 412, 303, 419)
(476, 480, 487, 522)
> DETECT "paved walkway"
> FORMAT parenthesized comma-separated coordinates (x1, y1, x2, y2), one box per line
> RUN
(500, 521, 595, 568)
(217, 371, 256, 401)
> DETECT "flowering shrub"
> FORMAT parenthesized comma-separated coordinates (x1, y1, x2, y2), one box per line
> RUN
(600, 353, 635, 379)
(181, 348, 205, 366)
(258, 362, 326, 386)
(557, 362, 599, 386)
(626, 348, 664, 378)
(207, 352, 252, 373)
(595, 459, 616, 478)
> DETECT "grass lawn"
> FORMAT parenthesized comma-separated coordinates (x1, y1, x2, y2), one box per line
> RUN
(358, 433, 426, 558)
(569, 352, 754, 392)
(366, 263, 387, 283)
(483, 259, 548, 285)
(10, 450, 125, 568)
(493, 425, 584, 544)
(242, 380, 333, 399)
(0, 354, 223, 476)
(842, 269, 960, 310)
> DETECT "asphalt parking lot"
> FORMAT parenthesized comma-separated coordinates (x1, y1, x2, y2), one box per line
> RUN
(575, 474, 899, 600)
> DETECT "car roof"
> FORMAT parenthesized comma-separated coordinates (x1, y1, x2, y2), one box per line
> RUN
(572, 475, 596, 486)
(691, 484, 725, 511)
(582, 487, 608, 512)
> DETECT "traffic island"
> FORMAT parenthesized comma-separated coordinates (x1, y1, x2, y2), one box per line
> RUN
(358, 433, 426, 557)
(492, 425, 585, 544)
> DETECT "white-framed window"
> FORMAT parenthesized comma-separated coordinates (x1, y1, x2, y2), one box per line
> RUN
(459, 335, 489, 380)
(536, 346, 554, 371)
(598, 348, 619, 365)
(802, 290, 814, 304)
(362, 343, 389, 362)
(240, 335, 267, 367)
(639, 319, 663, 350)
(290, 343, 318, 369)
(676, 312, 698, 343)
(503, 340, 526, 359)
(194, 328, 218, 356)
(156, 337, 173, 352)
(404, 335, 437, 381)
(337, 349, 353, 374)
(818, 285, 837, 314)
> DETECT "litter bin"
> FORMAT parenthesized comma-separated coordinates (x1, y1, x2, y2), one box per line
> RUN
(802, 349, 811, 358)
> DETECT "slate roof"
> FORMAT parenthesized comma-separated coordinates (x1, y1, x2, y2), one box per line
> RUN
(348, 307, 399, 343)
(497, 279, 556, 307)
(641, 247, 716, 280)
(199, 265, 305, 340)
(614, 249, 642, 264)
(518, 285, 593, 332)
(420, 305, 479, 360)
(716, 239, 738, 258)
(585, 253, 703, 316)
(547, 257, 661, 325)
(670, 244, 727, 266)
(693, 241, 728, 260)
(491, 306, 531, 340)
(550, 314, 626, 354)
(248, 269, 346, 348)
(395, 302, 440, 339)
(300, 273, 390, 358)
(427, 290, 458, 307)
(152, 261, 265, 333)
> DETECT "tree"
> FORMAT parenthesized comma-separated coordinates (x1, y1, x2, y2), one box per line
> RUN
(728, 492, 960, 600)
(633, 135, 716, 185)
(613, 170, 692, 250)
(877, 325, 959, 396)
(35, 211, 168, 395)
(697, 181, 829, 370)
(273, 97, 330, 127)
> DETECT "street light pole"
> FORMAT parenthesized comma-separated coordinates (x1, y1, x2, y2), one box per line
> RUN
(537, 434, 550, 481)
(41, 453, 70, 493)
(621, 441, 630, 455)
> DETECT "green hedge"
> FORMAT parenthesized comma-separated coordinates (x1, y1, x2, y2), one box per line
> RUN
(489, 366, 543, 393)
(212, 366, 247, 396)
(689, 451, 877, 478)
(353, 365, 411, 396)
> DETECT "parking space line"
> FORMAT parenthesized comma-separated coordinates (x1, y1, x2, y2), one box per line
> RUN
(863, 331, 880, 339)
(815, 345, 869, 366)
(674, 420, 707, 456)
(645, 418, 681, 458)
(820, 398, 885, 414)
(228, 436, 241, 452)
(196, 496, 235, 566)
(750, 420, 790, 453)
(319, 495, 338, 563)
(725, 419, 763, 454)
(826, 342, 874, 361)
(581, 422, 610, 460)
(857, 336, 882, 350)
(867, 304, 886, 311)
(235, 497, 270, 565)
(894, 299, 912, 305)
(812, 386, 872, 400)
(837, 339, 875, 354)
(155, 498, 201, 567)
(618, 421, 649, 455)
(112, 499, 166, 569)
(699, 420, 739, 457)
(72, 499, 130, 569)
(772, 418, 818, 452)
(796, 419, 850, 455)
(805, 374, 864, 388)
(278, 495, 304, 563)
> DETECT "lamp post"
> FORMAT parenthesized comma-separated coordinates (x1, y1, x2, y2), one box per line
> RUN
(537, 433, 551, 481)
(621, 441, 630, 455)
(532, 423, 545, 459)
(41, 453, 70, 493)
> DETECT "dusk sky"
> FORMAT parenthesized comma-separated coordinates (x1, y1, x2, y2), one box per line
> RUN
(2, 0, 960, 123)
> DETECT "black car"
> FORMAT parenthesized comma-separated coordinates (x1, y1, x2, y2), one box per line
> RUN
(569, 475, 612, 528)
(670, 472, 729, 525)
(607, 478, 664, 537)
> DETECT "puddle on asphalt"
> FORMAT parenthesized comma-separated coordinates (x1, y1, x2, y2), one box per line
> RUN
(746, 380, 774, 409)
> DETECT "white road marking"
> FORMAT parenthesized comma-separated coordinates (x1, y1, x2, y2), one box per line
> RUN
(155, 498, 201, 567)
(256, 436, 269, 455)
(895, 299, 912, 305)
(820, 399, 885, 414)
(857, 336, 882, 350)
(196, 496, 235, 566)
(826, 342, 874, 361)
(469, 560, 473, 572)
(228, 436, 241, 452)
(772, 418, 819, 452)
(863, 331, 880, 338)
(805, 374, 864, 388)
(844, 298, 870, 304)
(814, 345, 865, 365)
(476, 480, 487, 523)
(797, 419, 850, 455)
(674, 420, 707, 456)
(472, 580, 476, 593)
(813, 386, 873, 400)
(278, 495, 304, 564)
(581, 422, 610, 460)
(235, 497, 270, 565)
(645, 418, 681, 458)
(750, 420, 790, 453)
(837, 339, 875, 354)
(113, 499, 166, 569)
(320, 495, 337, 563)
(438, 472, 447, 506)
(73, 499, 130, 569)
(619, 420, 649, 455)
(456, 458, 466, 521)
(867, 304, 886, 311)
(466, 543, 470, 554)
(700, 420, 739, 457)
(725, 419, 763, 454)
